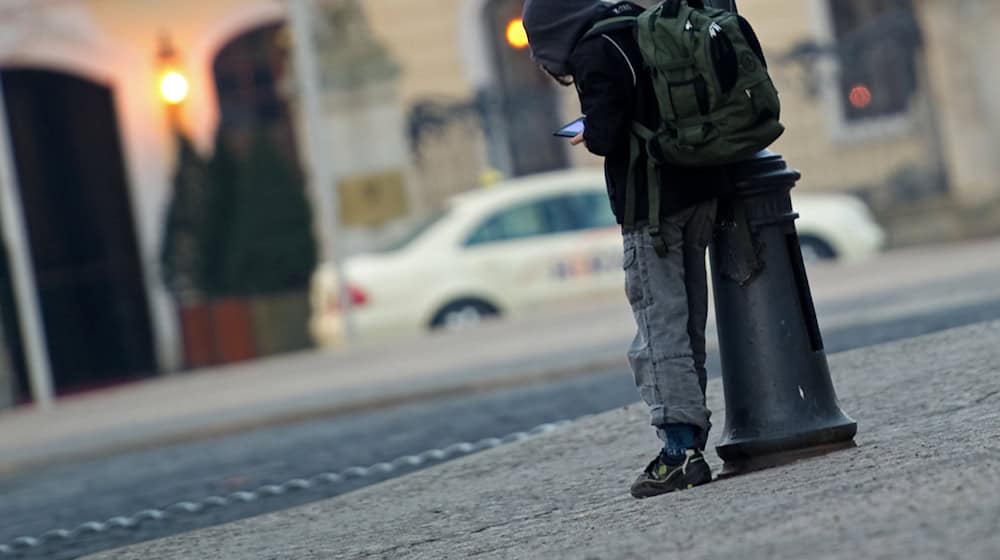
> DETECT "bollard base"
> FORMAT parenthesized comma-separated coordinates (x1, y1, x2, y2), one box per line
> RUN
(717, 439, 857, 479)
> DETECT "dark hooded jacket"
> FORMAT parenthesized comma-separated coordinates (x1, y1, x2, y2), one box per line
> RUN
(523, 0, 730, 225)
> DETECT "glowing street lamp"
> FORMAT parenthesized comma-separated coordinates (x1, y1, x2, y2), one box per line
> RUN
(160, 70, 190, 105)
(506, 18, 529, 50)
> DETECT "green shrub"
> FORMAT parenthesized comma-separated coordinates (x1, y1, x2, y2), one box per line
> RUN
(220, 130, 317, 295)
(162, 128, 317, 297)
(160, 133, 208, 294)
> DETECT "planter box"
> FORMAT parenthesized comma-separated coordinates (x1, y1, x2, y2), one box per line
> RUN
(178, 301, 214, 369)
(211, 298, 257, 364)
(249, 290, 313, 357)
(178, 297, 257, 368)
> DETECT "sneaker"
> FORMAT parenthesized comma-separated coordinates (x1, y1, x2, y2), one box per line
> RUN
(630, 449, 712, 499)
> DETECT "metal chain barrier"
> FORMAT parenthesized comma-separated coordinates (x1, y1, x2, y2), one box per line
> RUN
(0, 420, 570, 556)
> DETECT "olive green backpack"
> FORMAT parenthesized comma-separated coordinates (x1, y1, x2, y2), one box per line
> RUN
(587, 0, 784, 167)
(585, 0, 784, 255)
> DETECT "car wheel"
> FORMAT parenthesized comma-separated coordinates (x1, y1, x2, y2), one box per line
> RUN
(430, 299, 499, 331)
(798, 235, 838, 263)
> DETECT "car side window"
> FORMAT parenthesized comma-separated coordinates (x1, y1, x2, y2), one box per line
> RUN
(465, 196, 576, 246)
(566, 191, 616, 230)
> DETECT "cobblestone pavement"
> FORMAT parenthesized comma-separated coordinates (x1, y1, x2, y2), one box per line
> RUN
(86, 321, 1000, 560)
(5, 292, 1000, 558)
(6, 239, 1000, 559)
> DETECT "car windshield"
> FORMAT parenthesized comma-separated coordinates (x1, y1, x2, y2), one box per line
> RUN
(374, 209, 449, 253)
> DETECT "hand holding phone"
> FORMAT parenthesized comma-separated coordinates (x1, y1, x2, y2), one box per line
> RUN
(553, 117, 585, 138)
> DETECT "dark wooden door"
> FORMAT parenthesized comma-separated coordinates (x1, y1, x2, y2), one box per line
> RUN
(1, 68, 155, 396)
(0, 239, 26, 403)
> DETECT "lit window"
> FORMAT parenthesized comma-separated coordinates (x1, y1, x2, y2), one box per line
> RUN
(827, 0, 921, 122)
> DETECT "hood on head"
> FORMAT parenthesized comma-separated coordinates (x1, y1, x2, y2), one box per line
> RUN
(522, 0, 617, 77)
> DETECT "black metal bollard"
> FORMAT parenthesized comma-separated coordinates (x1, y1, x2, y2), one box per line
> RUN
(710, 150, 857, 476)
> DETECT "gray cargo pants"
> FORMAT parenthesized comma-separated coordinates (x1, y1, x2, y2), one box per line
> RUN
(622, 199, 717, 449)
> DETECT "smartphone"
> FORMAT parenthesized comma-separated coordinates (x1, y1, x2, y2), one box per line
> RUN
(553, 117, 585, 138)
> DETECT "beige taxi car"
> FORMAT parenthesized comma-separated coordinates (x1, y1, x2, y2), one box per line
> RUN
(310, 169, 884, 347)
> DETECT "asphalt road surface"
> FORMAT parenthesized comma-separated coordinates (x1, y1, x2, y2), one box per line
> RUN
(4, 269, 1000, 558)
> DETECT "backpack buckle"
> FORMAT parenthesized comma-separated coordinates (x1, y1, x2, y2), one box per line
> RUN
(645, 136, 667, 165)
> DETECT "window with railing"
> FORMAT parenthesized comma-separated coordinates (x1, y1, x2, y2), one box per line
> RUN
(826, 0, 922, 123)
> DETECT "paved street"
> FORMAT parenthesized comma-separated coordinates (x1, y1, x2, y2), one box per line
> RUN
(86, 321, 1000, 560)
(6, 238, 1000, 476)
(4, 238, 1000, 558)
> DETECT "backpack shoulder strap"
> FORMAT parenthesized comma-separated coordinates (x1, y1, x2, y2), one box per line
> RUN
(582, 16, 639, 85)
(630, 123, 669, 258)
(583, 15, 637, 41)
(599, 34, 637, 87)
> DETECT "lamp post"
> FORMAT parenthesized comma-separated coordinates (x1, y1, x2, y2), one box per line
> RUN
(704, 0, 858, 476)
(156, 35, 189, 132)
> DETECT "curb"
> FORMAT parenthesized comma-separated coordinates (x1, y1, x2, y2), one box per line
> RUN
(0, 352, 626, 477)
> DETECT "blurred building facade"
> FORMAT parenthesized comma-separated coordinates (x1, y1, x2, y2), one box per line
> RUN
(0, 0, 999, 401)
(743, 0, 1000, 242)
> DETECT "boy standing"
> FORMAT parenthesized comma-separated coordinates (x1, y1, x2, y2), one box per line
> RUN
(523, 0, 730, 498)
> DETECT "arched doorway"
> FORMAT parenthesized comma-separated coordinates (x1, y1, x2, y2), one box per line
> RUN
(0, 68, 155, 398)
(212, 21, 300, 163)
(196, 21, 305, 301)
(483, 0, 568, 177)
